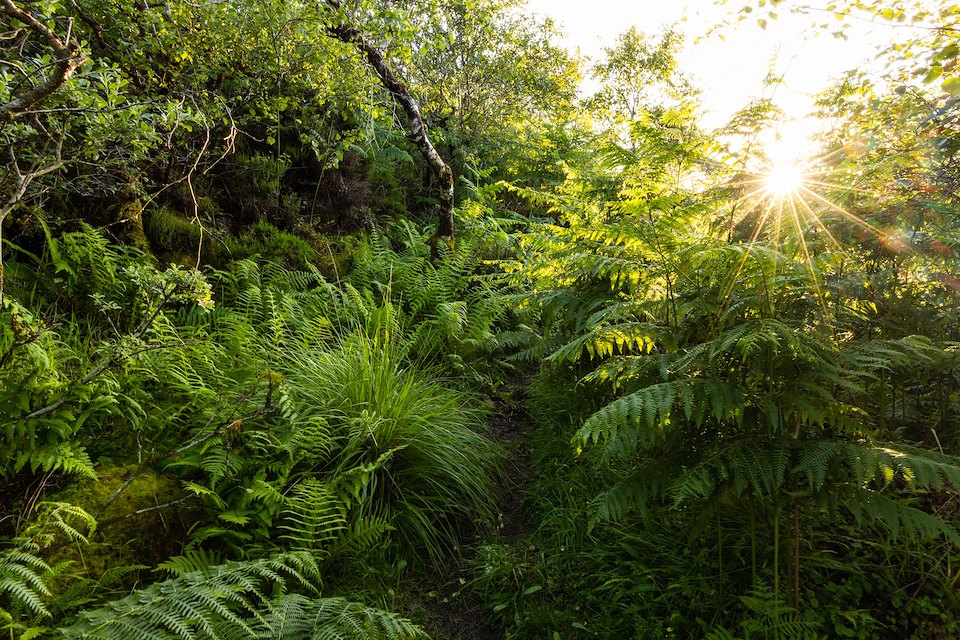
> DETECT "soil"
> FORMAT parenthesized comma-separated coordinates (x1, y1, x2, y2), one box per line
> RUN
(412, 378, 535, 640)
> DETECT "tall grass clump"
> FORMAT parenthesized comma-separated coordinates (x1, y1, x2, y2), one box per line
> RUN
(285, 314, 504, 565)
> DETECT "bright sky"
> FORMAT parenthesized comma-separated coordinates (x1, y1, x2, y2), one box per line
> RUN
(524, 0, 899, 133)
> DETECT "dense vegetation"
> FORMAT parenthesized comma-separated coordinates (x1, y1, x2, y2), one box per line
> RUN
(2, 0, 960, 638)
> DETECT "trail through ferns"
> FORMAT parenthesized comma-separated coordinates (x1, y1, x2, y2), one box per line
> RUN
(414, 377, 535, 640)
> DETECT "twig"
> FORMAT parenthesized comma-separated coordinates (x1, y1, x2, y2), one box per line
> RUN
(94, 400, 271, 520)
(0, 134, 65, 298)
(84, 498, 197, 536)
(24, 286, 177, 420)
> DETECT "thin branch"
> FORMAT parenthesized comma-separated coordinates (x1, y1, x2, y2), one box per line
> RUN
(0, 138, 65, 223)
(0, 134, 65, 298)
(94, 402, 272, 521)
(83, 498, 196, 538)
(24, 287, 177, 420)
(115, 496, 193, 520)
(0, 0, 87, 120)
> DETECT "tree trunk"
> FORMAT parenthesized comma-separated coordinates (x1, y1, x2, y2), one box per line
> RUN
(324, 3, 455, 248)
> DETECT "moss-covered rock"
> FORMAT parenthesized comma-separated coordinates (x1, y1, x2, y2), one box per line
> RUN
(297, 226, 362, 281)
(224, 220, 321, 270)
(145, 206, 220, 265)
(47, 465, 192, 577)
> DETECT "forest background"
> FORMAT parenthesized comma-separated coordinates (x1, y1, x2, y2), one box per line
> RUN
(2, 0, 960, 638)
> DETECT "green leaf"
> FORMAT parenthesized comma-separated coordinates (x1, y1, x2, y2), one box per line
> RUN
(937, 44, 959, 61)
(923, 65, 943, 84)
(942, 76, 960, 96)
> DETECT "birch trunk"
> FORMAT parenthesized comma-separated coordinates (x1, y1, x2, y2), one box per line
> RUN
(325, 4, 455, 245)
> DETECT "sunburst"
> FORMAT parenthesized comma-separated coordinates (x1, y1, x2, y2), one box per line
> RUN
(717, 127, 913, 321)
(763, 161, 806, 198)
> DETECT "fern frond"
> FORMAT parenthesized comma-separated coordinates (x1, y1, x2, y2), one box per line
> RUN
(331, 515, 395, 557)
(61, 552, 321, 640)
(736, 584, 819, 639)
(589, 461, 674, 527)
(578, 379, 743, 458)
(848, 489, 960, 544)
(264, 594, 428, 640)
(549, 322, 662, 364)
(0, 541, 52, 620)
(157, 548, 224, 577)
(841, 335, 944, 379)
(278, 479, 347, 552)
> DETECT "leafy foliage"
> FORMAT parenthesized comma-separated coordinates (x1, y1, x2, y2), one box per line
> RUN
(4, 1, 960, 638)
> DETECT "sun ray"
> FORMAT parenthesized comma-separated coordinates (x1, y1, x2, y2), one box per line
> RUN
(734, 144, 921, 259)
(786, 189, 828, 314)
(794, 187, 845, 254)
(712, 112, 955, 335)
(716, 141, 865, 326)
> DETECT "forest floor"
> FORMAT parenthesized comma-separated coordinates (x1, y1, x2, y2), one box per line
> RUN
(412, 378, 535, 640)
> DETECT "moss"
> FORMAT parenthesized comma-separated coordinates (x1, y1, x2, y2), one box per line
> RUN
(297, 226, 360, 280)
(109, 199, 151, 253)
(145, 206, 221, 265)
(224, 221, 320, 270)
(46, 464, 191, 578)
(145, 206, 202, 251)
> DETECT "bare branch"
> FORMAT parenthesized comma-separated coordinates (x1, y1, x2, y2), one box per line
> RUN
(0, 137, 65, 223)
(24, 285, 181, 419)
(0, 134, 65, 298)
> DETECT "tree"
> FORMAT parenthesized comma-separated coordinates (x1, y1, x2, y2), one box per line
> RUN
(405, 0, 581, 184)
(587, 26, 694, 147)
(0, 0, 85, 119)
(324, 0, 457, 246)
(0, 0, 86, 295)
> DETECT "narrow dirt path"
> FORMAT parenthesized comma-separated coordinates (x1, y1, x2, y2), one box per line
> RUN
(486, 382, 534, 545)
(415, 379, 535, 640)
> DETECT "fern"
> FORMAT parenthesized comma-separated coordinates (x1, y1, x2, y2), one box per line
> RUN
(61, 555, 426, 640)
(157, 549, 224, 577)
(259, 594, 428, 640)
(849, 490, 960, 544)
(61, 553, 321, 640)
(48, 563, 149, 624)
(0, 541, 52, 621)
(0, 502, 102, 636)
(24, 501, 98, 547)
(577, 379, 744, 458)
(344, 223, 510, 368)
(278, 479, 348, 552)
(736, 584, 818, 640)
(331, 516, 395, 558)
(548, 321, 663, 364)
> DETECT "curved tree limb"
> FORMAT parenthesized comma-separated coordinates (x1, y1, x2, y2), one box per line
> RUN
(0, 0, 86, 120)
(323, 1, 455, 247)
